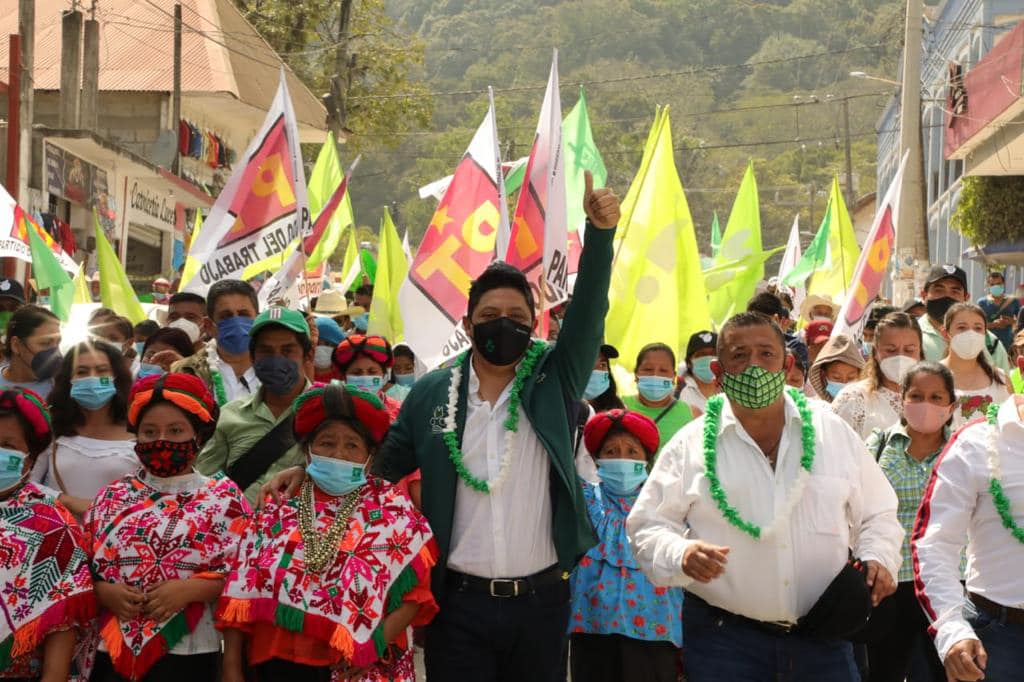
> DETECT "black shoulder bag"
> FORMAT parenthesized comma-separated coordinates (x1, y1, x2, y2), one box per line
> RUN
(225, 415, 296, 491)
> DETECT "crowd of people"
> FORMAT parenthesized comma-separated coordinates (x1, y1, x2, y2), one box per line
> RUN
(0, 179, 1022, 682)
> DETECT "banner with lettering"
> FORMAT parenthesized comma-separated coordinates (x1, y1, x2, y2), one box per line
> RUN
(0, 183, 79, 274)
(182, 70, 309, 296)
(398, 99, 510, 368)
(832, 151, 909, 340)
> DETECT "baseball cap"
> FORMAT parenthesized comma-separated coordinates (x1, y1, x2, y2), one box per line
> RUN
(805, 320, 834, 345)
(685, 330, 718, 360)
(0, 278, 26, 304)
(314, 316, 345, 347)
(249, 306, 310, 338)
(925, 264, 968, 291)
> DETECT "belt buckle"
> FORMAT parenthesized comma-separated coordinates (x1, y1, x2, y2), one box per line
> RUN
(489, 579, 520, 598)
(769, 621, 795, 634)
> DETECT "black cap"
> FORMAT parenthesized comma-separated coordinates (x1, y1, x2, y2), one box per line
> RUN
(599, 343, 619, 360)
(786, 335, 810, 373)
(686, 330, 718, 360)
(925, 264, 968, 291)
(0, 278, 26, 304)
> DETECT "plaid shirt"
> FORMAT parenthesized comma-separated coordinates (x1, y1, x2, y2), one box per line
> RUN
(866, 424, 947, 582)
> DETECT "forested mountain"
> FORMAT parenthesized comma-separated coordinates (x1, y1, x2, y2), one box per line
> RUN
(243, 0, 908, 257)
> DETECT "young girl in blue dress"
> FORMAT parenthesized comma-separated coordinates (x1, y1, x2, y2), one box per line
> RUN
(569, 409, 683, 682)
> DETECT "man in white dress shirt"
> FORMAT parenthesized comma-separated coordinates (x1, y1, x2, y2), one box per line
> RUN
(627, 311, 902, 681)
(913, 394, 1024, 682)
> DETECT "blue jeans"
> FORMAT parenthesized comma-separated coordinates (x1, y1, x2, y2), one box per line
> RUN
(684, 595, 859, 682)
(968, 610, 1024, 681)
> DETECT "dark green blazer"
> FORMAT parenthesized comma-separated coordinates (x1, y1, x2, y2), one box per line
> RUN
(375, 224, 614, 593)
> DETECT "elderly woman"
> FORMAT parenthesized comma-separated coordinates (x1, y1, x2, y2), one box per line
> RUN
(217, 384, 438, 682)
(0, 388, 95, 680)
(85, 374, 250, 682)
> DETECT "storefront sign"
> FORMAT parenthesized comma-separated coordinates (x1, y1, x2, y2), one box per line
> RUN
(124, 180, 178, 232)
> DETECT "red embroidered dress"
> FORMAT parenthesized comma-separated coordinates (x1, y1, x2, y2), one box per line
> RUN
(0, 483, 95, 678)
(216, 477, 438, 681)
(85, 472, 250, 679)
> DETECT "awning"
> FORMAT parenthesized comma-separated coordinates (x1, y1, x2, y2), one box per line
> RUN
(945, 21, 1024, 175)
(962, 238, 1024, 267)
(39, 128, 213, 208)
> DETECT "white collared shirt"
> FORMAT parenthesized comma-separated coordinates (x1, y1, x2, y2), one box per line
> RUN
(913, 396, 1024, 661)
(447, 359, 558, 578)
(626, 392, 902, 624)
(216, 351, 259, 402)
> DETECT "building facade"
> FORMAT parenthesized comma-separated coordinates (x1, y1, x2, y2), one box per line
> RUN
(876, 0, 1023, 295)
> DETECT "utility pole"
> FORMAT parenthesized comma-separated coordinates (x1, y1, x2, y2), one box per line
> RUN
(59, 8, 83, 128)
(17, 0, 33, 206)
(328, 0, 355, 140)
(80, 3, 99, 130)
(895, 0, 928, 304)
(841, 98, 854, 209)
(172, 4, 182, 174)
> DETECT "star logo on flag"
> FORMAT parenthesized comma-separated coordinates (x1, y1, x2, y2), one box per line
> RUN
(430, 206, 454, 236)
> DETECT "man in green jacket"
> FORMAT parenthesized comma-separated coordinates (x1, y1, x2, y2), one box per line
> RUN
(379, 175, 618, 681)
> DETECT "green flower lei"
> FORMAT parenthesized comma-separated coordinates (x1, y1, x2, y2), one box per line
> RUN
(444, 340, 547, 494)
(986, 403, 1024, 545)
(205, 342, 229, 406)
(702, 387, 816, 539)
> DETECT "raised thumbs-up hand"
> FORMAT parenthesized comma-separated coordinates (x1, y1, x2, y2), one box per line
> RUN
(583, 170, 620, 230)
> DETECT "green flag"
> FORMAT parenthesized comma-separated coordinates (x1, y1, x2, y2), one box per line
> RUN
(27, 224, 74, 321)
(94, 210, 146, 324)
(359, 248, 377, 286)
(707, 161, 764, 325)
(782, 215, 830, 288)
(367, 207, 409, 341)
(563, 86, 607, 235)
(710, 212, 722, 257)
(307, 133, 354, 270)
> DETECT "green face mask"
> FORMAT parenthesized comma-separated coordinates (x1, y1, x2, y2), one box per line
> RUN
(720, 365, 786, 409)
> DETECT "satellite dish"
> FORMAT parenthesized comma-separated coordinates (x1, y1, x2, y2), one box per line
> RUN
(149, 130, 179, 169)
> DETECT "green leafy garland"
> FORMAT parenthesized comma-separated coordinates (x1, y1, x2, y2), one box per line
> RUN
(703, 387, 816, 540)
(986, 403, 1024, 544)
(205, 340, 229, 406)
(444, 341, 547, 494)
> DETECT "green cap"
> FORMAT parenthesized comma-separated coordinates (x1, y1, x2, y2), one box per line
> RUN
(249, 306, 310, 338)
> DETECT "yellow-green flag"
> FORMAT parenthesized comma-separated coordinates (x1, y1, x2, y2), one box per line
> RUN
(337, 224, 361, 292)
(707, 161, 764, 326)
(606, 108, 711, 371)
(72, 266, 91, 304)
(366, 207, 408, 341)
(94, 210, 146, 324)
(807, 176, 860, 298)
(307, 133, 354, 270)
(181, 210, 204, 286)
(26, 224, 74, 321)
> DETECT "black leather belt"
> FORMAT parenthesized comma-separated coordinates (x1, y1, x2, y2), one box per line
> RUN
(689, 594, 798, 636)
(448, 564, 567, 598)
(970, 593, 1024, 626)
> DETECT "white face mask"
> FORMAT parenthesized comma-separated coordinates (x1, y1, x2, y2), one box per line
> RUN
(879, 355, 918, 384)
(314, 345, 334, 370)
(169, 318, 201, 343)
(950, 330, 986, 360)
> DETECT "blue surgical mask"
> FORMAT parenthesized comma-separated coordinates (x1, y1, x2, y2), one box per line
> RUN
(137, 363, 164, 380)
(596, 458, 648, 495)
(346, 374, 383, 393)
(353, 313, 369, 332)
(825, 380, 847, 399)
(991, 284, 1006, 297)
(0, 448, 26, 493)
(217, 315, 254, 355)
(393, 372, 416, 387)
(637, 375, 673, 402)
(70, 376, 117, 410)
(691, 356, 716, 384)
(861, 341, 873, 357)
(584, 370, 610, 400)
(307, 453, 367, 496)
(133, 341, 146, 357)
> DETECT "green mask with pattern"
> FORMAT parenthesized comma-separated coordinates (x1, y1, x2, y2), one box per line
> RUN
(720, 365, 786, 409)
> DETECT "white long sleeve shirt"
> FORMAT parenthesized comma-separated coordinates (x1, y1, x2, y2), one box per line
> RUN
(447, 360, 558, 578)
(912, 396, 1024, 662)
(626, 391, 902, 624)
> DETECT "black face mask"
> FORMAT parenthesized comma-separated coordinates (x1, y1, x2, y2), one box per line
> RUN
(254, 356, 301, 395)
(472, 317, 532, 367)
(30, 348, 62, 380)
(926, 296, 957, 323)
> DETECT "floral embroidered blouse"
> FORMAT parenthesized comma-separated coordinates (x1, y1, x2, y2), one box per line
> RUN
(569, 482, 683, 647)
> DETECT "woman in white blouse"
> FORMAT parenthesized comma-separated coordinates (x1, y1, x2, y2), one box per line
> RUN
(31, 340, 136, 516)
(832, 312, 923, 440)
(940, 303, 1012, 429)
